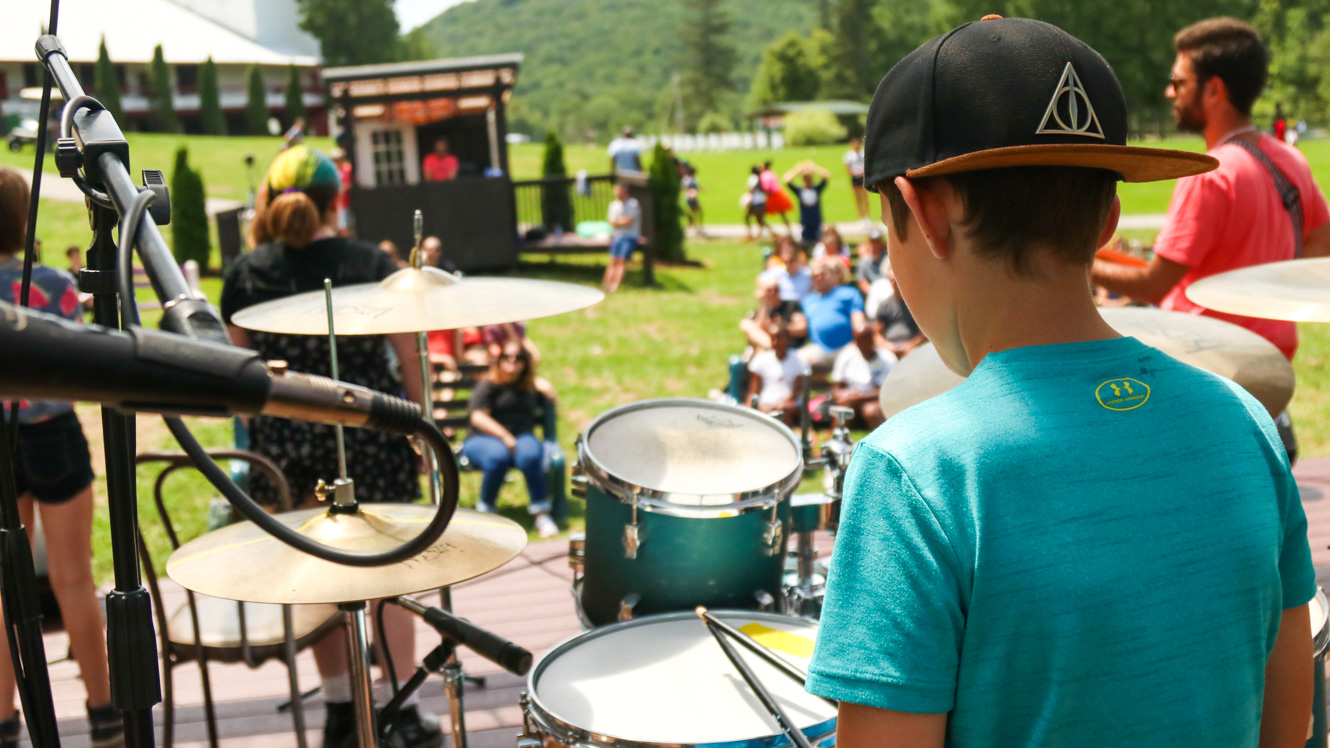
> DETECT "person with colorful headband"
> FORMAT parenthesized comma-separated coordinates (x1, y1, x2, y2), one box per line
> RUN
(220, 145, 440, 748)
(806, 17, 1313, 747)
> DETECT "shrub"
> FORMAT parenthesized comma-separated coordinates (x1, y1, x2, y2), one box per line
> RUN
(149, 45, 177, 133)
(540, 131, 573, 232)
(696, 111, 731, 134)
(782, 107, 846, 146)
(245, 65, 268, 136)
(170, 147, 211, 270)
(648, 143, 685, 262)
(94, 38, 124, 123)
(284, 64, 308, 126)
(199, 57, 225, 135)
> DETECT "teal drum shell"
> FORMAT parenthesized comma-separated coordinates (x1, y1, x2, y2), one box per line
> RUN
(577, 399, 803, 627)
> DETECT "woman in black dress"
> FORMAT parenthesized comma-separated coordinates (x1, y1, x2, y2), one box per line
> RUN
(220, 145, 436, 748)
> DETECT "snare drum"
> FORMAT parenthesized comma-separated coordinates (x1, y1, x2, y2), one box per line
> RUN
(522, 611, 836, 747)
(1308, 589, 1329, 748)
(575, 400, 803, 626)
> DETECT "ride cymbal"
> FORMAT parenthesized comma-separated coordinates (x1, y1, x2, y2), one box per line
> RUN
(167, 505, 527, 604)
(1185, 258, 1330, 323)
(879, 306, 1294, 419)
(232, 266, 604, 335)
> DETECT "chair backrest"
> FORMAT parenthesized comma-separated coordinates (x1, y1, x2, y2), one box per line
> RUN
(431, 361, 490, 433)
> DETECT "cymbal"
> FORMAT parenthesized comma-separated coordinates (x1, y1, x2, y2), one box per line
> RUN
(231, 266, 605, 335)
(879, 306, 1295, 419)
(167, 505, 527, 604)
(1185, 258, 1330, 322)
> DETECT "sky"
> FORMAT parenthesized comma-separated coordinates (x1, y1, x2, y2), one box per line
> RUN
(396, 0, 475, 31)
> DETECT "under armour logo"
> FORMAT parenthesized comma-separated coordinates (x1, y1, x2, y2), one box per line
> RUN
(1036, 62, 1105, 140)
(1108, 381, 1133, 397)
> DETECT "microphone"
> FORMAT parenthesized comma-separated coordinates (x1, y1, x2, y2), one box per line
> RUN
(0, 300, 420, 434)
(394, 596, 532, 676)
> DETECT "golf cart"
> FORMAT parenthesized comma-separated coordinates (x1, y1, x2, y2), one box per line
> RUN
(6, 87, 63, 152)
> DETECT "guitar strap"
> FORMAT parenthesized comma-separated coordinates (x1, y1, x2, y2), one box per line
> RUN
(1229, 138, 1304, 259)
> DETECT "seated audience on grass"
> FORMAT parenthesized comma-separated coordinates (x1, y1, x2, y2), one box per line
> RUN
(746, 322, 810, 426)
(482, 322, 541, 365)
(783, 161, 831, 246)
(874, 264, 926, 357)
(791, 257, 866, 366)
(812, 226, 852, 273)
(421, 236, 443, 269)
(830, 327, 897, 429)
(856, 229, 887, 296)
(379, 239, 406, 268)
(741, 275, 807, 351)
(428, 327, 489, 370)
(762, 238, 813, 302)
(461, 341, 560, 538)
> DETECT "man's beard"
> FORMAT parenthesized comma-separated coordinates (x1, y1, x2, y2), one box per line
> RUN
(1174, 89, 1206, 133)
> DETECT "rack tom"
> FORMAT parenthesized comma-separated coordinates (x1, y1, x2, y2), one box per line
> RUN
(574, 400, 802, 626)
(520, 611, 836, 747)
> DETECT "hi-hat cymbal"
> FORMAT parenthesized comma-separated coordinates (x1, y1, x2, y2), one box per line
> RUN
(231, 266, 605, 335)
(879, 306, 1295, 419)
(1185, 258, 1330, 322)
(167, 505, 527, 605)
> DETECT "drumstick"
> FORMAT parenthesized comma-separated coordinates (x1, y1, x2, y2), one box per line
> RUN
(698, 608, 810, 684)
(697, 608, 816, 748)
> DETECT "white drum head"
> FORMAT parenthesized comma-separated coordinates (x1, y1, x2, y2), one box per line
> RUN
(584, 401, 801, 505)
(531, 611, 835, 745)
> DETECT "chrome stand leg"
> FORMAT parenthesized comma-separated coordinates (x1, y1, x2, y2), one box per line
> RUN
(443, 659, 468, 748)
(342, 602, 378, 748)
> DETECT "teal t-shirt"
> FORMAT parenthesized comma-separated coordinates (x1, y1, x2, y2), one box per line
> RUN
(807, 337, 1315, 747)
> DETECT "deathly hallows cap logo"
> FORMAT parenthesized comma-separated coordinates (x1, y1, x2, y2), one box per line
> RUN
(1036, 62, 1105, 139)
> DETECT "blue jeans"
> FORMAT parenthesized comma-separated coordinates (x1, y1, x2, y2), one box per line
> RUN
(461, 433, 550, 514)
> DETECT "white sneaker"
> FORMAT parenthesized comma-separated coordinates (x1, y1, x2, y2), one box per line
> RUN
(534, 512, 558, 538)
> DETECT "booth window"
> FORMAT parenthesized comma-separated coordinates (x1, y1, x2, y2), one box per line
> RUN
(371, 129, 408, 186)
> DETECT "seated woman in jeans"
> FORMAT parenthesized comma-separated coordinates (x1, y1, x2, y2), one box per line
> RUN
(461, 341, 559, 537)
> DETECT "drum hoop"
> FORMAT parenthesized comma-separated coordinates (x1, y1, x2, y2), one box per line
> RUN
(525, 610, 835, 748)
(1314, 589, 1330, 659)
(577, 399, 805, 516)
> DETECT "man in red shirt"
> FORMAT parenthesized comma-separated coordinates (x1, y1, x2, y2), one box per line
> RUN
(1093, 17, 1330, 362)
(421, 137, 459, 181)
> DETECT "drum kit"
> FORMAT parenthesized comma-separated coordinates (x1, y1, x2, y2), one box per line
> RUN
(163, 226, 1330, 748)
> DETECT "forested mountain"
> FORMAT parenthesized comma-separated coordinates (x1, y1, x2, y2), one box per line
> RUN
(418, 0, 818, 139)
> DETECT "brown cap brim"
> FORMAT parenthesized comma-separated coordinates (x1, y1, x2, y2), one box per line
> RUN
(902, 144, 1217, 184)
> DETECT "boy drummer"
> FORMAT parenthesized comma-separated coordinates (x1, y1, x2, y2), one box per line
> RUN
(807, 17, 1316, 748)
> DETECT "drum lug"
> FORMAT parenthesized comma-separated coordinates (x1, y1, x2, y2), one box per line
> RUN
(764, 518, 784, 556)
(570, 462, 588, 499)
(568, 533, 586, 576)
(623, 521, 643, 559)
(618, 592, 640, 621)
(752, 589, 776, 611)
(517, 692, 542, 747)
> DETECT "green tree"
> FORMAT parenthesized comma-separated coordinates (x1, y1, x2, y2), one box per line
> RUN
(748, 32, 822, 109)
(297, 0, 402, 66)
(284, 64, 308, 126)
(873, 0, 945, 75)
(148, 44, 178, 132)
(821, 0, 880, 100)
(170, 147, 210, 270)
(399, 27, 436, 61)
(540, 132, 574, 232)
(245, 65, 269, 136)
(1254, 0, 1330, 122)
(818, 0, 834, 30)
(648, 143, 685, 263)
(198, 57, 225, 135)
(93, 37, 124, 122)
(677, 0, 738, 130)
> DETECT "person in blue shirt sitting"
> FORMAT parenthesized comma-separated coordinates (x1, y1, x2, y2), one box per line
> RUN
(807, 16, 1314, 748)
(790, 256, 865, 367)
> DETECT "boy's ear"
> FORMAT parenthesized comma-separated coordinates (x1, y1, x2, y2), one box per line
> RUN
(896, 177, 952, 261)
(1096, 195, 1122, 250)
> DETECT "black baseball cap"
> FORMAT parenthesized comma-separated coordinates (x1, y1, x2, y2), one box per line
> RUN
(863, 16, 1217, 190)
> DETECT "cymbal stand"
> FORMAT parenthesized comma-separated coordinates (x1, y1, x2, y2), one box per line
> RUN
(405, 211, 474, 748)
(321, 281, 377, 748)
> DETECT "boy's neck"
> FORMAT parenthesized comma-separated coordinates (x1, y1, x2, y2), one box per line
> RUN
(954, 258, 1119, 370)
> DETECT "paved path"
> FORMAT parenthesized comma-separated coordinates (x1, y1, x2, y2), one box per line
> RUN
(698, 213, 1167, 240)
(19, 167, 243, 217)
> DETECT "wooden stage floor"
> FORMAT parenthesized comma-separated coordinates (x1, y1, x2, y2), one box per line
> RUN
(24, 455, 1330, 746)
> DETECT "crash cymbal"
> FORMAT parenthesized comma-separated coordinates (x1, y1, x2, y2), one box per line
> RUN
(231, 266, 605, 335)
(879, 306, 1295, 419)
(1185, 258, 1330, 322)
(167, 505, 527, 605)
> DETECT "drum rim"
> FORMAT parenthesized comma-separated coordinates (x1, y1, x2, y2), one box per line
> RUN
(1314, 588, 1330, 659)
(525, 609, 836, 748)
(577, 398, 805, 515)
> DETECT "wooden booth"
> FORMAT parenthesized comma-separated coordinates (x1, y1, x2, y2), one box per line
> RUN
(325, 54, 523, 271)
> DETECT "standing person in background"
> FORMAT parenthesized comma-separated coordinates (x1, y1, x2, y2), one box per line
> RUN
(602, 182, 641, 293)
(422, 138, 459, 182)
(330, 147, 353, 236)
(1273, 103, 1286, 143)
(607, 126, 643, 174)
(784, 161, 831, 246)
(0, 167, 122, 748)
(282, 116, 305, 150)
(744, 166, 770, 242)
(844, 137, 869, 228)
(220, 146, 437, 748)
(682, 165, 705, 237)
(760, 160, 794, 235)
